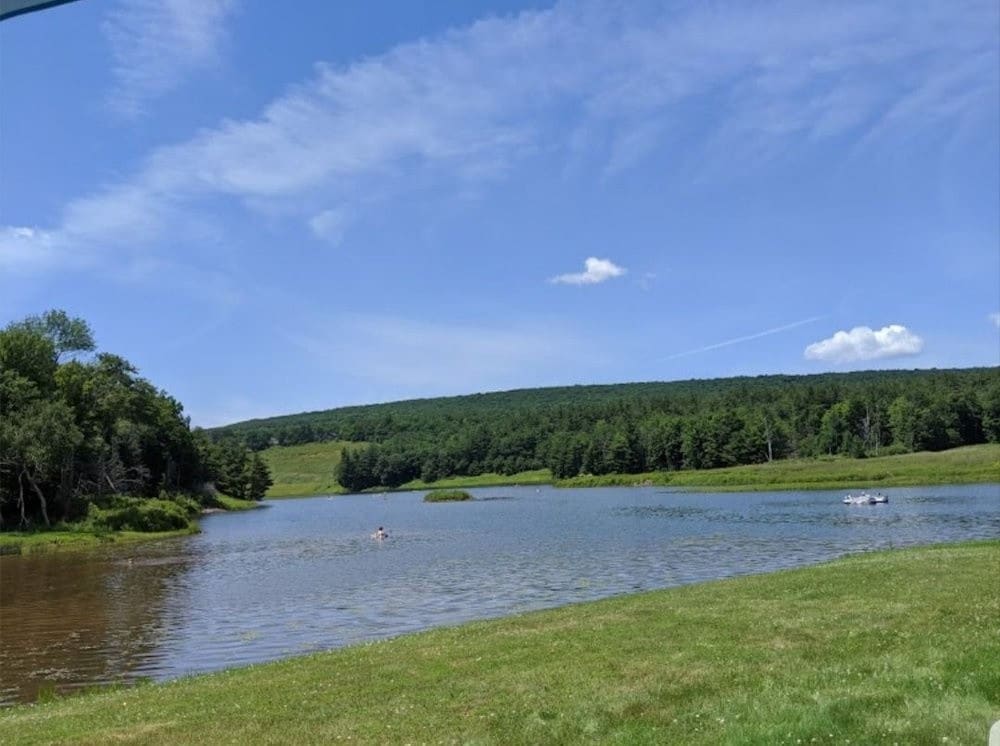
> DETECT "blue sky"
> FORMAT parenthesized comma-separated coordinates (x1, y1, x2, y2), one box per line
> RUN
(1, 0, 998, 427)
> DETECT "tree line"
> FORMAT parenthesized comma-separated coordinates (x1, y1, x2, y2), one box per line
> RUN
(214, 368, 1000, 492)
(0, 311, 272, 531)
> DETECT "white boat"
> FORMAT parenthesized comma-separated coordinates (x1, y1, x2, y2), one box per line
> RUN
(842, 492, 888, 505)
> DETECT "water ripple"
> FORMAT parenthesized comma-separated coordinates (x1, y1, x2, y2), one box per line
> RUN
(1, 482, 997, 704)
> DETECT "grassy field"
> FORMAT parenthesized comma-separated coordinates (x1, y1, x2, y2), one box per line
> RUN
(257, 441, 363, 497)
(258, 438, 551, 497)
(1, 540, 996, 744)
(262, 441, 999, 497)
(560, 443, 1000, 491)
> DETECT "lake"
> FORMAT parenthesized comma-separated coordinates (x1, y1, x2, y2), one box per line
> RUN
(1, 483, 997, 705)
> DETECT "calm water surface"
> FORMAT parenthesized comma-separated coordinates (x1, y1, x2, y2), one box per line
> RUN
(1, 483, 998, 704)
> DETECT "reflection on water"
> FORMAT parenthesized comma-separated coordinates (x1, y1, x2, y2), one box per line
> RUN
(1, 483, 997, 704)
(0, 545, 194, 704)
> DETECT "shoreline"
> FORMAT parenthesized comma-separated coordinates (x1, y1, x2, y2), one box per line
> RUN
(1, 539, 996, 743)
(263, 443, 1000, 499)
(0, 497, 263, 556)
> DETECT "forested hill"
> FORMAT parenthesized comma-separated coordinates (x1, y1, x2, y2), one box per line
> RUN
(211, 368, 1000, 491)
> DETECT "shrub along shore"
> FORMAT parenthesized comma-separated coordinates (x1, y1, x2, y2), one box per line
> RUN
(261, 442, 1000, 498)
(0, 494, 260, 555)
(0, 540, 996, 744)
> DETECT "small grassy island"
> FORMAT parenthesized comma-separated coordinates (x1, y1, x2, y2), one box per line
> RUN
(1, 540, 996, 744)
(423, 489, 473, 502)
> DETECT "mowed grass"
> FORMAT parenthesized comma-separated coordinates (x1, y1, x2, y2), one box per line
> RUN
(257, 441, 364, 497)
(560, 443, 1000, 491)
(2, 541, 997, 745)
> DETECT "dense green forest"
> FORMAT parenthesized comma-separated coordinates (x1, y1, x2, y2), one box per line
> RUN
(0, 311, 272, 531)
(213, 368, 1000, 492)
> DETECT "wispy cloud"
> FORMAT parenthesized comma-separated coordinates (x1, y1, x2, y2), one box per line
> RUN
(103, 0, 237, 118)
(637, 272, 657, 291)
(286, 315, 582, 395)
(551, 257, 626, 285)
(4, 0, 996, 273)
(309, 207, 352, 245)
(804, 324, 924, 363)
(666, 316, 826, 360)
(990, 312, 1000, 329)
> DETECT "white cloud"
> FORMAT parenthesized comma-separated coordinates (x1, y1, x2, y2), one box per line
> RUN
(309, 208, 351, 245)
(5, 0, 997, 273)
(0, 226, 63, 271)
(104, 0, 237, 118)
(990, 312, 1000, 329)
(551, 257, 626, 285)
(804, 324, 924, 363)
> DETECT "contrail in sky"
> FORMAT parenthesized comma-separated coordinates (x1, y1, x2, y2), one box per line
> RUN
(665, 315, 827, 360)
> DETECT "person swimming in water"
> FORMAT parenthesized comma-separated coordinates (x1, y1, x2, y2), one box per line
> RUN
(372, 526, 388, 540)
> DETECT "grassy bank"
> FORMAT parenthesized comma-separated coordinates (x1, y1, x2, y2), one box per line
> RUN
(0, 525, 199, 556)
(208, 494, 262, 512)
(1, 540, 996, 744)
(0, 496, 259, 555)
(559, 443, 1000, 491)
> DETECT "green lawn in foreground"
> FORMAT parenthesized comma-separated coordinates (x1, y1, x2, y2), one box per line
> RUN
(2, 540, 997, 744)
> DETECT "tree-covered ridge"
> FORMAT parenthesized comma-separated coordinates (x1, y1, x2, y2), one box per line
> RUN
(0, 311, 272, 531)
(212, 368, 1000, 492)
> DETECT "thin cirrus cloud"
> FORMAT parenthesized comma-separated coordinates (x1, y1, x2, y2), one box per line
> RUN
(666, 316, 826, 360)
(804, 324, 924, 364)
(2, 0, 997, 274)
(551, 257, 626, 286)
(285, 315, 583, 395)
(308, 207, 352, 245)
(103, 0, 237, 118)
(989, 312, 1000, 329)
